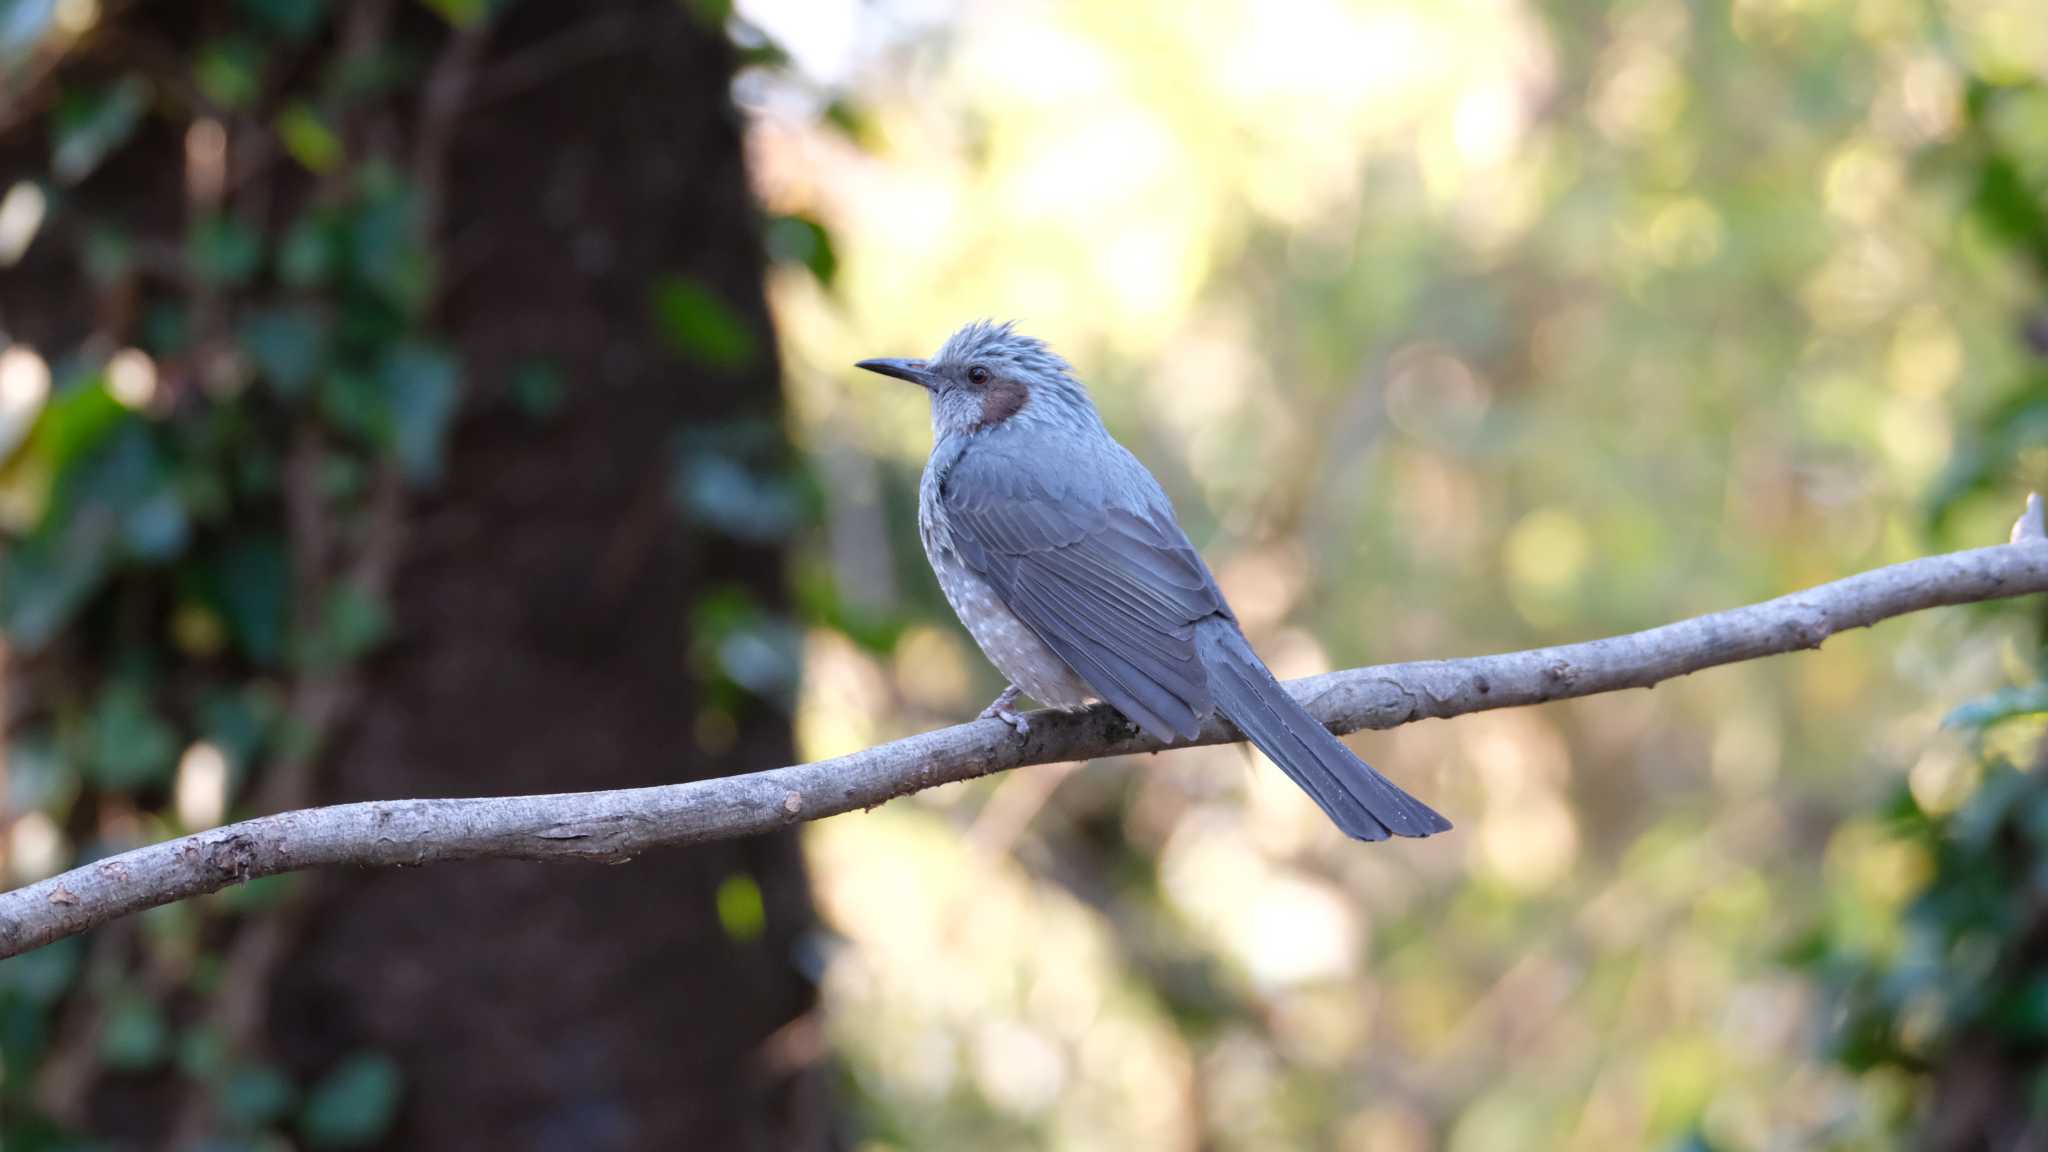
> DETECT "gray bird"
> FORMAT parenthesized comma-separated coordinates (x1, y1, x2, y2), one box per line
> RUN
(857, 321, 1449, 842)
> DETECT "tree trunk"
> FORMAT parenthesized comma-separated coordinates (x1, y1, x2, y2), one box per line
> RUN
(0, 1, 830, 1147)
(259, 6, 831, 1150)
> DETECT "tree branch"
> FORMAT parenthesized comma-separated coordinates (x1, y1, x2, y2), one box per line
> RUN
(4, 535, 2047, 959)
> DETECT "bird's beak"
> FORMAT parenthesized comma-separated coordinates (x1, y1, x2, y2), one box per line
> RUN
(855, 357, 937, 390)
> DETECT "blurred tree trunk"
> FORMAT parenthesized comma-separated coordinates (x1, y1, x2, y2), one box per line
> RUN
(0, 2, 830, 1148)
(258, 6, 832, 1150)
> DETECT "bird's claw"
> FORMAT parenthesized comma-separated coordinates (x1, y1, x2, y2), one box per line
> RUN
(985, 707, 1031, 736)
(979, 686, 1031, 736)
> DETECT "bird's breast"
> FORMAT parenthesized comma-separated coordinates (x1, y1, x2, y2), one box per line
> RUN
(924, 543, 1094, 711)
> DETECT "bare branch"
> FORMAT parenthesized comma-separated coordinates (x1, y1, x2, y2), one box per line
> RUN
(4, 536, 2047, 959)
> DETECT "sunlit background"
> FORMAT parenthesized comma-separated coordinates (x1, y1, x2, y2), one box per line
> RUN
(0, 0, 2045, 1145)
(736, 0, 2048, 1147)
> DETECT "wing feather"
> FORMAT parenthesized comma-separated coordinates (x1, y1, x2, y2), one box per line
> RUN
(941, 445, 1223, 742)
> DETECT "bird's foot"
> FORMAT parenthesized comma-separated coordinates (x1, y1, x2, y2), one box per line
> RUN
(978, 685, 1032, 736)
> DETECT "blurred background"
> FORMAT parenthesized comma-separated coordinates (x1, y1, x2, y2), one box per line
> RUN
(2, 0, 2048, 1148)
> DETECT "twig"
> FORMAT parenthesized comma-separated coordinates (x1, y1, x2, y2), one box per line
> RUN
(3, 533, 2047, 959)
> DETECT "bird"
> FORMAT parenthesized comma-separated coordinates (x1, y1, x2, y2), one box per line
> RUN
(856, 320, 1450, 842)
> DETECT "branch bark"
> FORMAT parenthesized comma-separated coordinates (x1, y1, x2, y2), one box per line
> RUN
(5, 537, 2047, 959)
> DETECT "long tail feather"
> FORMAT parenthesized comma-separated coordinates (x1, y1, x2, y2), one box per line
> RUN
(1196, 620, 1451, 841)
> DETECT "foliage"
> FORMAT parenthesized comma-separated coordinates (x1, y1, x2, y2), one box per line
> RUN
(0, 2, 824, 1144)
(752, 0, 2048, 1148)
(0, 1, 456, 1144)
(1797, 73, 2048, 1148)
(1, 0, 2045, 1147)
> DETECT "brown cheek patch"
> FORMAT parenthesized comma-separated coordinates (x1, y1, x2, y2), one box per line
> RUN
(977, 379, 1029, 429)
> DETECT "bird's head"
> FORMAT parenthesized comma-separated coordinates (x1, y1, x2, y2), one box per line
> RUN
(857, 320, 1099, 439)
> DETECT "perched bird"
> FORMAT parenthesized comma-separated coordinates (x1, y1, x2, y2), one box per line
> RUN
(857, 321, 1449, 842)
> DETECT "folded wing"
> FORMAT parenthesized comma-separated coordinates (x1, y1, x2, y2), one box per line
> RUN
(940, 448, 1224, 741)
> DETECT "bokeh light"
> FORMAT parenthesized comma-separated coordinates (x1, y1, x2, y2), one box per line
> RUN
(741, 0, 2048, 1145)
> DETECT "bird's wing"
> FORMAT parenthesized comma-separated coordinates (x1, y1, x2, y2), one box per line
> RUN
(941, 443, 1224, 741)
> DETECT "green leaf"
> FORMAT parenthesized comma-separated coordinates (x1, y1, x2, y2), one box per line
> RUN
(1993, 976, 2048, 1038)
(692, 589, 803, 705)
(0, 524, 110, 649)
(195, 38, 265, 110)
(215, 872, 295, 913)
(823, 98, 869, 141)
(325, 41, 419, 103)
(280, 213, 337, 287)
(652, 277, 756, 370)
(237, 0, 326, 40)
(0, 407, 186, 647)
(378, 342, 461, 482)
(0, 938, 82, 1005)
(176, 1023, 227, 1080)
(682, 0, 733, 27)
(420, 0, 485, 26)
(200, 686, 279, 768)
(4, 732, 75, 814)
(2033, 1068, 2048, 1124)
(86, 679, 179, 790)
(670, 421, 811, 542)
(239, 308, 329, 397)
(300, 1052, 402, 1150)
(510, 361, 564, 421)
(52, 76, 150, 183)
(277, 102, 343, 172)
(223, 1063, 299, 1128)
(299, 582, 389, 669)
(792, 562, 905, 654)
(142, 300, 191, 357)
(83, 224, 134, 286)
(73, 421, 190, 561)
(320, 452, 365, 500)
(21, 376, 125, 476)
(716, 872, 767, 942)
(345, 174, 430, 314)
(325, 583, 389, 659)
(1974, 153, 2048, 266)
(764, 214, 838, 287)
(122, 486, 188, 560)
(100, 994, 169, 1071)
(733, 26, 793, 72)
(189, 215, 263, 288)
(318, 369, 387, 443)
(214, 536, 291, 665)
(1943, 683, 2048, 731)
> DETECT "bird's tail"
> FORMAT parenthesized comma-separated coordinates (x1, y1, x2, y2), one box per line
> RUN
(1196, 620, 1450, 841)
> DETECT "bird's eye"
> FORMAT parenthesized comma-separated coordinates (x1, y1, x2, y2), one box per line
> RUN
(966, 365, 992, 386)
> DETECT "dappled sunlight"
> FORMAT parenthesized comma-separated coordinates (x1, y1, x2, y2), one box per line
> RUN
(0, 344, 50, 463)
(172, 741, 229, 832)
(796, 627, 896, 762)
(5, 810, 66, 885)
(104, 347, 156, 411)
(0, 181, 46, 266)
(1161, 803, 1370, 988)
(810, 807, 1197, 1147)
(889, 624, 976, 713)
(754, 0, 2048, 1144)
